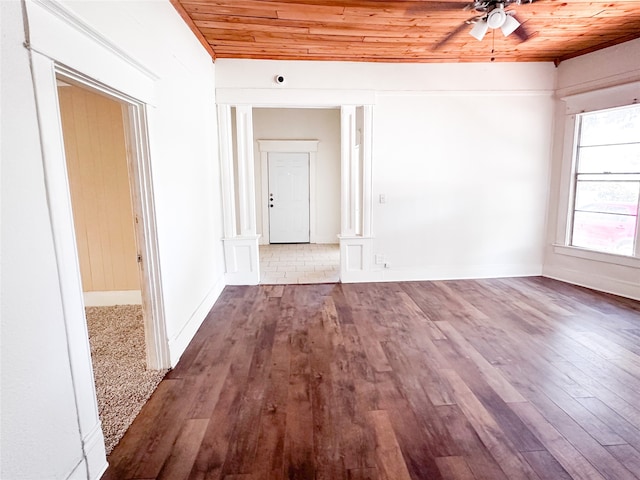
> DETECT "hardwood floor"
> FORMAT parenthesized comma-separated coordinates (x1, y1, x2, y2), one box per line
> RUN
(101, 277, 640, 480)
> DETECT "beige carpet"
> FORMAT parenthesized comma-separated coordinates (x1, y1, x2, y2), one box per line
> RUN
(85, 304, 167, 454)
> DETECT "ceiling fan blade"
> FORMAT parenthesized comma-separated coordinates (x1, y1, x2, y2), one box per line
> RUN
(510, 13, 532, 42)
(433, 22, 470, 49)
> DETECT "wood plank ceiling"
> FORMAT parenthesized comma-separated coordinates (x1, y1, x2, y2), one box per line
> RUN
(171, 0, 640, 64)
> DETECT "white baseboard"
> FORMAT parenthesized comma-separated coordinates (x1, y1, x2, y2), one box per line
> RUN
(543, 265, 640, 301)
(167, 276, 226, 368)
(62, 422, 108, 480)
(341, 264, 544, 284)
(340, 270, 376, 283)
(65, 458, 86, 480)
(85, 422, 108, 480)
(83, 290, 142, 306)
(225, 270, 260, 285)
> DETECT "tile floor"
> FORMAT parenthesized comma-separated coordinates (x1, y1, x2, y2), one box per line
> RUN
(259, 243, 340, 284)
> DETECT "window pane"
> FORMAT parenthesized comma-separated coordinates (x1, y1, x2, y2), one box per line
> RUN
(577, 143, 640, 173)
(579, 105, 640, 147)
(570, 104, 640, 257)
(574, 181, 640, 212)
(572, 211, 637, 256)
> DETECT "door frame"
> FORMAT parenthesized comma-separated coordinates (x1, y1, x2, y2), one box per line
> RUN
(218, 103, 373, 284)
(258, 140, 319, 244)
(39, 63, 170, 371)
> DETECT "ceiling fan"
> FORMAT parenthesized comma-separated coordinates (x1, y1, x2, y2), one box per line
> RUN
(410, 1, 538, 49)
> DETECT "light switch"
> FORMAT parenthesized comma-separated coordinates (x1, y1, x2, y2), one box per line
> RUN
(379, 194, 386, 204)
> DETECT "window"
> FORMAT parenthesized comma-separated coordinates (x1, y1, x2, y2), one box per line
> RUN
(569, 104, 640, 256)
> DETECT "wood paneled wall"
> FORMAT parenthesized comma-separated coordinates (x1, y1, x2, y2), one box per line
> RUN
(58, 85, 140, 292)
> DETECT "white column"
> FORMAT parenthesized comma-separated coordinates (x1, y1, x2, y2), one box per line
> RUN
(217, 104, 237, 238)
(219, 105, 260, 285)
(361, 105, 373, 238)
(339, 105, 374, 283)
(341, 105, 356, 235)
(235, 105, 257, 236)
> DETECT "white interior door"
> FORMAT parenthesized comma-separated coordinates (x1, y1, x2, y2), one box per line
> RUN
(268, 152, 310, 243)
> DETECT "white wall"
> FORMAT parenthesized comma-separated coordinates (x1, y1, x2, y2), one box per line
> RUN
(217, 59, 556, 281)
(253, 108, 341, 244)
(543, 38, 640, 300)
(373, 92, 553, 280)
(1, 1, 224, 478)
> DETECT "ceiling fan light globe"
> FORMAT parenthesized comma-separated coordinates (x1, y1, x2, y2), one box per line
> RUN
(501, 14, 521, 36)
(487, 8, 507, 29)
(470, 20, 489, 40)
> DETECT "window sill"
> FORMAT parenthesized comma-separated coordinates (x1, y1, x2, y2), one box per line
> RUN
(552, 244, 640, 268)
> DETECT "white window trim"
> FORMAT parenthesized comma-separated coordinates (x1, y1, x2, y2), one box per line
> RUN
(555, 81, 640, 266)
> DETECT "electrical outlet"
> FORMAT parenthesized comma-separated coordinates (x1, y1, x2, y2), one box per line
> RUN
(375, 254, 385, 265)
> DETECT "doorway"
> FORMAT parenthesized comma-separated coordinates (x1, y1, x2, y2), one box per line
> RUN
(268, 152, 310, 243)
(55, 76, 168, 453)
(256, 136, 340, 284)
(219, 104, 372, 285)
(253, 109, 341, 284)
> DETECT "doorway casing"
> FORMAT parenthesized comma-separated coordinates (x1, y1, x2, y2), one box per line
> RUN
(49, 66, 170, 370)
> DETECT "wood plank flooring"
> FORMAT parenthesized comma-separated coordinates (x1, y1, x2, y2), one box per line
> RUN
(101, 277, 640, 480)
